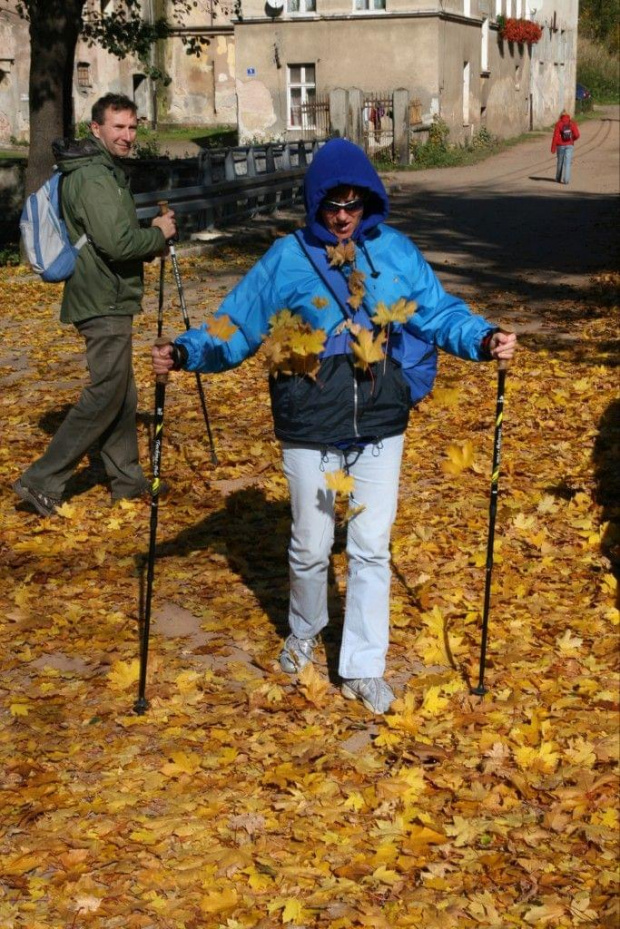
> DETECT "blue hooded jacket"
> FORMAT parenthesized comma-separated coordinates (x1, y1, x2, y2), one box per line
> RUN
(175, 139, 495, 445)
(303, 137, 389, 245)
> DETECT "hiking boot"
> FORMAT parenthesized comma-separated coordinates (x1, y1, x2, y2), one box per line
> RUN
(279, 634, 318, 673)
(13, 479, 61, 517)
(341, 677, 395, 714)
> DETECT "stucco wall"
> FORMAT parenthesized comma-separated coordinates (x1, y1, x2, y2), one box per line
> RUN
(158, 32, 236, 125)
(236, 17, 446, 143)
(0, 4, 30, 144)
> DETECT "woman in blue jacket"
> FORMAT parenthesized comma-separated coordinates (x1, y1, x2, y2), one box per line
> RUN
(153, 139, 516, 714)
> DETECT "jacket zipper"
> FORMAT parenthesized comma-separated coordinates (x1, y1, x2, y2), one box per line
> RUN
(352, 373, 360, 437)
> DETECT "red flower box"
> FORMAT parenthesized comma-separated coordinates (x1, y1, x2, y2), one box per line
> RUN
(499, 17, 542, 44)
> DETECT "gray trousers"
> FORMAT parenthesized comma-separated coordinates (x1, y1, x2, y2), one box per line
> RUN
(23, 314, 146, 499)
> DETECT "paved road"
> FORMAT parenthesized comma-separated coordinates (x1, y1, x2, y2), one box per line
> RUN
(381, 106, 619, 331)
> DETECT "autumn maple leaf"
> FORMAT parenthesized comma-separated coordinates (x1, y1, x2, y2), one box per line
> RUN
(371, 298, 416, 327)
(441, 439, 475, 475)
(325, 469, 355, 495)
(351, 328, 386, 370)
(207, 313, 238, 341)
(311, 295, 329, 309)
(326, 240, 356, 266)
(289, 328, 327, 358)
(298, 662, 329, 708)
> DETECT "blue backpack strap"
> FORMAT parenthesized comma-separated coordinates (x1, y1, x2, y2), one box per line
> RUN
(294, 228, 437, 404)
(294, 228, 354, 317)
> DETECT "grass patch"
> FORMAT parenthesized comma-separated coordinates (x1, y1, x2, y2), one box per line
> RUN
(0, 149, 27, 160)
(401, 119, 545, 172)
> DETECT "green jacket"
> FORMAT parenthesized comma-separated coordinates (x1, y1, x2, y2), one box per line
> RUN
(56, 138, 165, 324)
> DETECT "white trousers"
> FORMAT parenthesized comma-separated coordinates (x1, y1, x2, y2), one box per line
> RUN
(281, 434, 404, 678)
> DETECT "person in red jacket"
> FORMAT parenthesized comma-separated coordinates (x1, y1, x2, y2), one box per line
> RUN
(551, 110, 580, 185)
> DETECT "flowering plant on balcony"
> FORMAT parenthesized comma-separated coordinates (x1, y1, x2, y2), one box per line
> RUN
(497, 16, 543, 44)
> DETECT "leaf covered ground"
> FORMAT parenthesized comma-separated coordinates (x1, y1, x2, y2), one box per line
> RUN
(0, 252, 618, 929)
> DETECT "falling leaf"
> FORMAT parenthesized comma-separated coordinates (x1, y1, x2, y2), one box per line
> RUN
(351, 327, 386, 370)
(312, 295, 329, 309)
(326, 240, 356, 266)
(325, 469, 355, 495)
(371, 297, 416, 327)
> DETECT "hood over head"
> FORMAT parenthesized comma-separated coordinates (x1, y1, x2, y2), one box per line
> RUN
(52, 136, 112, 174)
(303, 138, 389, 245)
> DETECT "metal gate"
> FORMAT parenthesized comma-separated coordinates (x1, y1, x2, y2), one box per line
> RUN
(297, 94, 331, 140)
(362, 91, 394, 164)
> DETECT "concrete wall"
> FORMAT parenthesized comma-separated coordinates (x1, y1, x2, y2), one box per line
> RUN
(0, 4, 30, 144)
(529, 0, 579, 128)
(0, 0, 237, 141)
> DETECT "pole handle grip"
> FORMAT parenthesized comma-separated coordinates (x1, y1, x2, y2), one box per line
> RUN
(154, 336, 172, 385)
(158, 200, 169, 215)
(498, 359, 509, 372)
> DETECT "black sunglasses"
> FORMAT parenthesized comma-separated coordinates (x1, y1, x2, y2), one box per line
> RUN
(321, 197, 365, 214)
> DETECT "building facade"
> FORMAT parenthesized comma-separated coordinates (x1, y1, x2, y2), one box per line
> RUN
(0, 1, 578, 150)
(233, 0, 579, 144)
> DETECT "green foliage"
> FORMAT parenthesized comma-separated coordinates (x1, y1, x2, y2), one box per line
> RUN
(133, 126, 162, 159)
(577, 36, 620, 103)
(579, 0, 620, 53)
(0, 244, 20, 267)
(409, 118, 500, 170)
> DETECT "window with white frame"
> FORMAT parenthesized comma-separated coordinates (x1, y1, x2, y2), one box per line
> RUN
(495, 0, 503, 16)
(463, 0, 471, 16)
(287, 0, 316, 12)
(288, 64, 316, 129)
(354, 0, 386, 11)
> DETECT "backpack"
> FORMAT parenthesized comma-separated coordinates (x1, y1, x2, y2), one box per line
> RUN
(20, 171, 88, 283)
(560, 124, 573, 142)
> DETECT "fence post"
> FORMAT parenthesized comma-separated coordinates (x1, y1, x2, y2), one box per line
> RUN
(224, 149, 236, 181)
(329, 88, 348, 138)
(392, 88, 411, 165)
(199, 151, 215, 230)
(348, 88, 364, 147)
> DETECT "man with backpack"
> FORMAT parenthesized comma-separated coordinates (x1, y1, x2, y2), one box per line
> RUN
(551, 110, 580, 185)
(14, 93, 176, 517)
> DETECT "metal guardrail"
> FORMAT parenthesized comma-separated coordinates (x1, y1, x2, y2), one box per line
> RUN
(133, 140, 323, 235)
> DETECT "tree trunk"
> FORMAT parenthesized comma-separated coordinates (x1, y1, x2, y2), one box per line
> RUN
(24, 0, 86, 196)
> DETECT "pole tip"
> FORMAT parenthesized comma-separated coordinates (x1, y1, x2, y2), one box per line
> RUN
(134, 698, 149, 715)
(471, 685, 488, 697)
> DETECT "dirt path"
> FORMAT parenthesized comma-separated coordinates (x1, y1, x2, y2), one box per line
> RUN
(381, 105, 620, 332)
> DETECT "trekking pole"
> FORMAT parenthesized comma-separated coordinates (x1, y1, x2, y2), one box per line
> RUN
(158, 200, 218, 466)
(157, 244, 165, 339)
(134, 337, 170, 715)
(472, 359, 509, 697)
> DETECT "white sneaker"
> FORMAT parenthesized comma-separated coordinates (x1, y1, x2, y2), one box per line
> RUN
(341, 677, 395, 713)
(279, 634, 318, 673)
